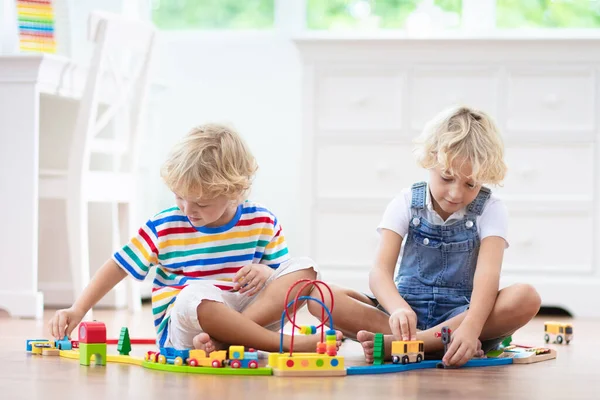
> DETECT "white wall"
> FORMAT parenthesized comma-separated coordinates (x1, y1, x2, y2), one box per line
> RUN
(151, 32, 308, 255)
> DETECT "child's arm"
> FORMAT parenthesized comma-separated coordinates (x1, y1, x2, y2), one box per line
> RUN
(443, 236, 505, 366)
(462, 236, 505, 333)
(48, 259, 127, 339)
(370, 229, 417, 340)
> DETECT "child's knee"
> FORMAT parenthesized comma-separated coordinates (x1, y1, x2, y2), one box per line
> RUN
(307, 285, 344, 317)
(509, 283, 541, 320)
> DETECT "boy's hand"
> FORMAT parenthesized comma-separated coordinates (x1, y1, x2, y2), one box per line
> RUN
(389, 308, 418, 341)
(442, 325, 481, 367)
(48, 306, 86, 340)
(233, 264, 274, 296)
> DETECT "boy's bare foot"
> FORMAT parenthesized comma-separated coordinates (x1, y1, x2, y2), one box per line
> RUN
(291, 330, 344, 353)
(357, 330, 393, 363)
(192, 332, 225, 353)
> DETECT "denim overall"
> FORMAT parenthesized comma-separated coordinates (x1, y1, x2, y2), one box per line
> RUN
(395, 181, 491, 331)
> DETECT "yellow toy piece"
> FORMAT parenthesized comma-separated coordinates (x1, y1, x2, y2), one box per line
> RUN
(391, 340, 425, 364)
(188, 349, 227, 368)
(31, 341, 54, 355)
(544, 321, 573, 345)
(268, 352, 346, 377)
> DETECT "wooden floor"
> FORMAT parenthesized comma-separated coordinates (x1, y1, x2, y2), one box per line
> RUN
(1, 305, 598, 400)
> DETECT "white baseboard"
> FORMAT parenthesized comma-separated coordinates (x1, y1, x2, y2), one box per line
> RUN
(0, 290, 44, 319)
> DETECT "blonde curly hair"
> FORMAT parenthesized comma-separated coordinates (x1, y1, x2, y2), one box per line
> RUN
(414, 106, 507, 185)
(161, 123, 258, 200)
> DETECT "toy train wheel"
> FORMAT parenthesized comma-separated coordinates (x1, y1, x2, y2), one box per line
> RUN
(174, 357, 184, 366)
(248, 360, 258, 369)
(212, 360, 221, 368)
(544, 334, 550, 343)
(416, 354, 423, 363)
(392, 356, 400, 364)
(557, 335, 563, 344)
(231, 360, 241, 368)
(402, 355, 410, 365)
(189, 359, 198, 367)
(158, 355, 167, 364)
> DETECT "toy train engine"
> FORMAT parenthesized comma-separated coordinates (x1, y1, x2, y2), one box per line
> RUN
(228, 346, 259, 369)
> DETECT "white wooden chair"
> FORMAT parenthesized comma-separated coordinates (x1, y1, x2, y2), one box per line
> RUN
(39, 11, 156, 313)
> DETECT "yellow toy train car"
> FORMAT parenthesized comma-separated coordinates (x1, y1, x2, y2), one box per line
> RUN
(391, 340, 425, 364)
(544, 321, 573, 345)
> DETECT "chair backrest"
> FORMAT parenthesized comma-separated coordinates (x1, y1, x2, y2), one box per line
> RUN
(68, 11, 156, 187)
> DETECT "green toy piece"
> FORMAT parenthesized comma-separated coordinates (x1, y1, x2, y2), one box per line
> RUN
(117, 327, 132, 356)
(373, 333, 385, 365)
(79, 343, 107, 366)
(501, 336, 513, 348)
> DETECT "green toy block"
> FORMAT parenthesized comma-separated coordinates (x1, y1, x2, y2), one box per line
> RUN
(117, 327, 132, 356)
(373, 333, 385, 366)
(79, 343, 107, 366)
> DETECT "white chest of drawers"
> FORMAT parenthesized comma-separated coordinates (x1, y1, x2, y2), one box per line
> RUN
(294, 36, 600, 317)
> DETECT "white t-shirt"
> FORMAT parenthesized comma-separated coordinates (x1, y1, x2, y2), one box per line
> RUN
(378, 184, 509, 250)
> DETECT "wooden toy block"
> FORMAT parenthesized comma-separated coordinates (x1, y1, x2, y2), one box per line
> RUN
(117, 327, 132, 356)
(42, 348, 60, 356)
(273, 369, 346, 377)
(79, 343, 107, 366)
(373, 333, 385, 365)
(78, 321, 107, 344)
(268, 352, 346, 377)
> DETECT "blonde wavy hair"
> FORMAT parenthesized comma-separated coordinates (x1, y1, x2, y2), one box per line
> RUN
(414, 106, 507, 185)
(161, 124, 258, 200)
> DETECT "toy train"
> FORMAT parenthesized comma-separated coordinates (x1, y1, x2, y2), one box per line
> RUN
(145, 345, 259, 369)
(391, 340, 425, 364)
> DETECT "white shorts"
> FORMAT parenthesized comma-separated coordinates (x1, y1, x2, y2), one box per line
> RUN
(166, 257, 320, 349)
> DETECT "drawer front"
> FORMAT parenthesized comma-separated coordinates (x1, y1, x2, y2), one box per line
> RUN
(316, 144, 427, 199)
(316, 69, 404, 131)
(506, 68, 596, 134)
(409, 67, 499, 131)
(503, 208, 593, 273)
(493, 145, 594, 198)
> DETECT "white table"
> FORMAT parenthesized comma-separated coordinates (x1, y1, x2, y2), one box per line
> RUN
(0, 54, 90, 319)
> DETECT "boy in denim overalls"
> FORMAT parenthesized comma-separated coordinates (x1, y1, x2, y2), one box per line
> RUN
(309, 106, 541, 367)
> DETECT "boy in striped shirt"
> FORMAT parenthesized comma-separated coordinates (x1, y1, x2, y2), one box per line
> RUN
(49, 124, 341, 353)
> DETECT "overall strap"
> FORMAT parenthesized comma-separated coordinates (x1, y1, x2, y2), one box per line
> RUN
(466, 186, 492, 216)
(410, 182, 427, 210)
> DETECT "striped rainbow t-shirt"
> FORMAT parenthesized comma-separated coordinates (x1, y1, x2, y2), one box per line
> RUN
(112, 200, 290, 347)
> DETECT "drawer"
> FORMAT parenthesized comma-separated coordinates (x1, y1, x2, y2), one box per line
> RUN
(493, 145, 594, 198)
(316, 69, 404, 131)
(502, 209, 593, 274)
(316, 144, 427, 199)
(506, 68, 595, 135)
(409, 67, 499, 131)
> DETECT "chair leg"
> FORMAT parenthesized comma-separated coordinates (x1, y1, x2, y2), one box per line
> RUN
(66, 195, 92, 319)
(118, 202, 142, 313)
